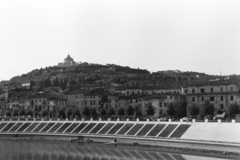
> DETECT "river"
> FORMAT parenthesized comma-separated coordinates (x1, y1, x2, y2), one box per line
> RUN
(0, 140, 234, 160)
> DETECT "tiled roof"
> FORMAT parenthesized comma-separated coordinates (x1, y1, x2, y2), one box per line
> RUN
(65, 90, 87, 95)
(187, 80, 240, 87)
(115, 85, 182, 91)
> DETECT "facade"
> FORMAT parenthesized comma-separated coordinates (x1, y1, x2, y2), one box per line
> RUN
(186, 80, 240, 112)
(108, 92, 185, 117)
(65, 90, 86, 110)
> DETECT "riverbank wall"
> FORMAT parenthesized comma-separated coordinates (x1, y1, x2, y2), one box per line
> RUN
(0, 119, 240, 153)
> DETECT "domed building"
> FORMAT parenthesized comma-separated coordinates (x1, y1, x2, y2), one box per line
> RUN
(57, 55, 76, 67)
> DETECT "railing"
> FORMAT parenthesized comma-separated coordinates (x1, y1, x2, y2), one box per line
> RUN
(0, 117, 239, 123)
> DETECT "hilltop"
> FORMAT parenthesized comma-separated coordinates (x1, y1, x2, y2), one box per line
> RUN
(6, 60, 237, 92)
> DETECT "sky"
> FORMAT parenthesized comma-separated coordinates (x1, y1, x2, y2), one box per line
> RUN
(0, 0, 239, 80)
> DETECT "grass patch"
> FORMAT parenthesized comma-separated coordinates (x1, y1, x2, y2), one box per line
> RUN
(17, 123, 31, 132)
(48, 123, 63, 133)
(32, 123, 47, 132)
(170, 124, 191, 138)
(72, 123, 88, 134)
(98, 123, 114, 134)
(81, 123, 97, 134)
(107, 123, 125, 135)
(64, 123, 79, 133)
(56, 123, 72, 133)
(127, 124, 144, 136)
(136, 124, 155, 136)
(117, 124, 134, 135)
(1, 123, 15, 132)
(146, 124, 166, 137)
(89, 123, 105, 134)
(24, 123, 39, 132)
(9, 123, 23, 132)
(158, 124, 177, 137)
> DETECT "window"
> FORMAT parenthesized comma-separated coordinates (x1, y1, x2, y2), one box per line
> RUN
(164, 103, 167, 107)
(192, 89, 195, 93)
(192, 97, 195, 102)
(221, 96, 224, 101)
(159, 102, 162, 107)
(201, 97, 204, 101)
(210, 97, 215, 101)
(170, 96, 172, 99)
(220, 87, 223, 92)
(211, 88, 214, 92)
(220, 104, 224, 109)
(200, 88, 205, 93)
(230, 96, 234, 101)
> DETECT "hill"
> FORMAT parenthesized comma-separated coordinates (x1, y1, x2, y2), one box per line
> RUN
(7, 62, 239, 91)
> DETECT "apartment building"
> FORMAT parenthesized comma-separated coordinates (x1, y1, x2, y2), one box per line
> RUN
(186, 80, 240, 111)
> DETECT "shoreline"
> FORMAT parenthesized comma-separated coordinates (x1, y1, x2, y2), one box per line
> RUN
(0, 136, 239, 159)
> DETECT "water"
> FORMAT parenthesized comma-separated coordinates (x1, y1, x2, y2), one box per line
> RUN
(0, 140, 233, 160)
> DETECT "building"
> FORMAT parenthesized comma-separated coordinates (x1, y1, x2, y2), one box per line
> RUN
(57, 55, 78, 67)
(186, 80, 240, 113)
(65, 90, 86, 110)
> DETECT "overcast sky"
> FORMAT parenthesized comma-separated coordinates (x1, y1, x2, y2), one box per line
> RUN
(0, 0, 239, 80)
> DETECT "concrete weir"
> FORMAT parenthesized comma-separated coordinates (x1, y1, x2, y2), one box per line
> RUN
(0, 119, 240, 152)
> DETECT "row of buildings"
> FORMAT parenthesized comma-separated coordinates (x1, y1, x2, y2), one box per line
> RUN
(0, 79, 239, 119)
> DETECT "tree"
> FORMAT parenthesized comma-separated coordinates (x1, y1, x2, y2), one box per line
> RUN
(6, 111, 11, 117)
(135, 106, 142, 117)
(117, 107, 125, 119)
(107, 107, 115, 117)
(100, 108, 107, 118)
(66, 108, 73, 120)
(74, 109, 81, 119)
(30, 80, 36, 90)
(167, 104, 175, 117)
(34, 112, 40, 118)
(19, 109, 25, 117)
(188, 103, 200, 118)
(41, 110, 48, 118)
(12, 110, 19, 117)
(91, 107, 98, 120)
(58, 110, 66, 119)
(146, 103, 155, 116)
(200, 100, 215, 117)
(26, 110, 33, 118)
(82, 106, 91, 119)
(228, 103, 240, 119)
(175, 101, 187, 118)
(126, 106, 134, 116)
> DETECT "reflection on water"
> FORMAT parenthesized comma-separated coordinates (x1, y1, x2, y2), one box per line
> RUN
(0, 140, 230, 160)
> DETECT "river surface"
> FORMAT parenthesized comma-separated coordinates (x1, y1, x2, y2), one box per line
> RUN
(0, 140, 233, 160)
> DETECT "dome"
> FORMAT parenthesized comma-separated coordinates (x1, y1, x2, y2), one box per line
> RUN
(64, 55, 73, 62)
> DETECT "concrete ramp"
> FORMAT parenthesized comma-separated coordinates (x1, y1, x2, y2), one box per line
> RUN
(181, 122, 240, 143)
